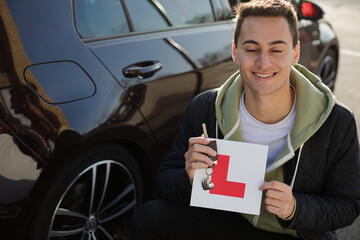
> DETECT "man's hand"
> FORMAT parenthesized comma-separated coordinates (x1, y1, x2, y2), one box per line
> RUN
(259, 181, 295, 219)
(184, 136, 217, 181)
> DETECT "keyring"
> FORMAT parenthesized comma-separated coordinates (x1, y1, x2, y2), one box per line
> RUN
(205, 167, 213, 176)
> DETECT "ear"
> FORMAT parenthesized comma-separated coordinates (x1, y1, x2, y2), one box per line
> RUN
(292, 41, 300, 65)
(232, 41, 238, 64)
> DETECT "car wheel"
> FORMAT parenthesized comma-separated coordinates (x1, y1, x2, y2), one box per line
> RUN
(316, 48, 338, 91)
(29, 144, 142, 240)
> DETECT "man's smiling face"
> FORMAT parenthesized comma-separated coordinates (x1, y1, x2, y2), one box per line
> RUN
(233, 16, 299, 98)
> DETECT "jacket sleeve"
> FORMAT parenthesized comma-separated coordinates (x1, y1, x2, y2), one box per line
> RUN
(156, 96, 201, 203)
(280, 109, 360, 235)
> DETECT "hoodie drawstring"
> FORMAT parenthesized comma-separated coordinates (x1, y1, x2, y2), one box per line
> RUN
(216, 120, 218, 139)
(290, 143, 304, 188)
(223, 118, 240, 140)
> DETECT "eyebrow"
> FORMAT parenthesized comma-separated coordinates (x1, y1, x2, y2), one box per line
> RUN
(242, 40, 288, 46)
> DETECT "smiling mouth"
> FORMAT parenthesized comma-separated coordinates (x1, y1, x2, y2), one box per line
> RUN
(253, 72, 277, 78)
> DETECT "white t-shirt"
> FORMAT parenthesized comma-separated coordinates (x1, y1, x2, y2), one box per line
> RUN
(239, 90, 296, 167)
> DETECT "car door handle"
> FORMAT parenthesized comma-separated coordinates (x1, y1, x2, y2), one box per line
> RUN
(123, 61, 162, 79)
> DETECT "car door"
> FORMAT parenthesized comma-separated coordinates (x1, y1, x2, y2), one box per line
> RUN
(75, 0, 236, 157)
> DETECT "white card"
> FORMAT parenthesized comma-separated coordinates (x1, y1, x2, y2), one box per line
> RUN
(190, 139, 268, 215)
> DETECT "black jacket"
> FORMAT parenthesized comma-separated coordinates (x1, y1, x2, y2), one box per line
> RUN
(157, 89, 360, 239)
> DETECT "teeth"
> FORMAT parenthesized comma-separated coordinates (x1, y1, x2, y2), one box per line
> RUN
(255, 73, 274, 78)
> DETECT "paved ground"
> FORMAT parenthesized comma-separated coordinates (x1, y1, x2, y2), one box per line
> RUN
(315, 0, 360, 238)
(316, 0, 360, 136)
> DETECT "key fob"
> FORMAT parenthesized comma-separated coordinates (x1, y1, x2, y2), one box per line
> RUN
(208, 140, 217, 165)
(202, 178, 215, 190)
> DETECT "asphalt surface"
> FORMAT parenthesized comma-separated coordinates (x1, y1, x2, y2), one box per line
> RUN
(315, 0, 360, 238)
(316, 0, 360, 137)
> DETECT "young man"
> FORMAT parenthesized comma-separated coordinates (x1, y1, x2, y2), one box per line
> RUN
(131, 0, 360, 239)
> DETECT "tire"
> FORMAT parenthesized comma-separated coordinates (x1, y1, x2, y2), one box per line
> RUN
(316, 48, 338, 91)
(29, 144, 143, 240)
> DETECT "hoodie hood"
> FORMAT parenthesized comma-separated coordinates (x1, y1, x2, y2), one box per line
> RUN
(215, 64, 336, 171)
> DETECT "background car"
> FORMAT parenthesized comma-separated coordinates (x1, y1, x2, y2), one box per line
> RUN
(0, 0, 338, 239)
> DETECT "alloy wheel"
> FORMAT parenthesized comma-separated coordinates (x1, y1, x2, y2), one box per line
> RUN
(47, 160, 137, 240)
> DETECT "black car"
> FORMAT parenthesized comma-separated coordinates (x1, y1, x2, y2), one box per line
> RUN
(0, 0, 338, 239)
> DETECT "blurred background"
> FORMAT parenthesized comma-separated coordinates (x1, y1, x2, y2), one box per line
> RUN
(316, 0, 360, 239)
(317, 0, 360, 138)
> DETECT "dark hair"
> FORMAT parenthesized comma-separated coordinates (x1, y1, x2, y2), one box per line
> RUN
(233, 0, 299, 48)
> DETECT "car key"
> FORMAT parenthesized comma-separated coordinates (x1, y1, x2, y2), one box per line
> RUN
(201, 123, 217, 190)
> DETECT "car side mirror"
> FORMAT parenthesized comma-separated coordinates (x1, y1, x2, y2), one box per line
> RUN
(300, 1, 324, 21)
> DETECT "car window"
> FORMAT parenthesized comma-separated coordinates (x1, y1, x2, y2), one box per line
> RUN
(156, 0, 215, 26)
(125, 0, 169, 32)
(74, 0, 217, 39)
(212, 0, 232, 20)
(126, 0, 215, 31)
(74, 0, 129, 38)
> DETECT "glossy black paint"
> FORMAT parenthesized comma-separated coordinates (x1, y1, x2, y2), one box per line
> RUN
(0, 0, 339, 239)
(0, 0, 235, 238)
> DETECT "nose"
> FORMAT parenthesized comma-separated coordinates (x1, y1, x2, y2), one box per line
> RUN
(256, 51, 272, 69)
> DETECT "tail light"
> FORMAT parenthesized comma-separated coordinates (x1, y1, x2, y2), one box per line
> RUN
(301, 2, 324, 20)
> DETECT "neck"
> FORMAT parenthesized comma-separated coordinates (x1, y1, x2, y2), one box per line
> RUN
(244, 85, 295, 124)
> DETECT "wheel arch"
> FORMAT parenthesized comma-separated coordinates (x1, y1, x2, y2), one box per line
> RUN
(66, 124, 161, 200)
(315, 42, 339, 90)
(317, 20, 340, 73)
(16, 124, 160, 240)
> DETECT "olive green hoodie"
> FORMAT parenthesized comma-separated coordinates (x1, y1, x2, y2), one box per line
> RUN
(215, 64, 336, 236)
